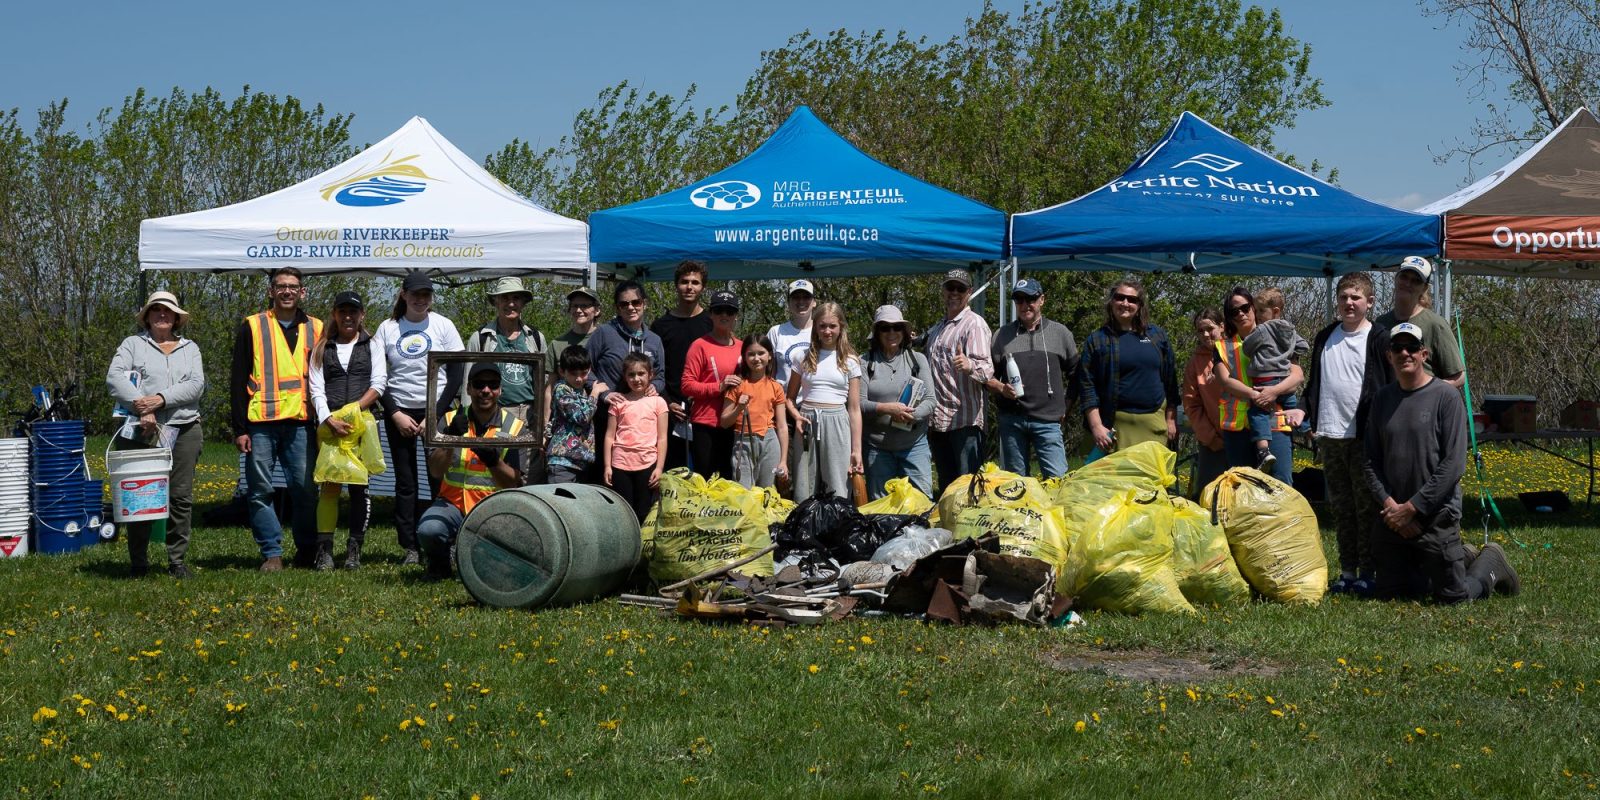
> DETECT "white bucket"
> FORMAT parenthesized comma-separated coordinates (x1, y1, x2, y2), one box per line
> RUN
(107, 447, 173, 523)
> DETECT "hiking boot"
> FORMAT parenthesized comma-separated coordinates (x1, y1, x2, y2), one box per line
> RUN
(343, 542, 362, 570)
(1256, 449, 1276, 472)
(313, 546, 335, 571)
(168, 563, 191, 580)
(1461, 540, 1480, 564)
(401, 549, 421, 567)
(260, 556, 284, 572)
(1467, 543, 1521, 597)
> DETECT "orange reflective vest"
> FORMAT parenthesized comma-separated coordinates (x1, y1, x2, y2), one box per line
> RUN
(439, 407, 524, 515)
(245, 311, 324, 423)
(1214, 336, 1252, 433)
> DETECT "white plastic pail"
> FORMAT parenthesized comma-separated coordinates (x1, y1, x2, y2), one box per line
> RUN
(107, 447, 173, 523)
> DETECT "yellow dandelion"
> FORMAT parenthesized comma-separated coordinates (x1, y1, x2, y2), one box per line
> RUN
(31, 707, 58, 723)
(1074, 720, 1087, 733)
(808, 664, 820, 674)
(597, 719, 619, 731)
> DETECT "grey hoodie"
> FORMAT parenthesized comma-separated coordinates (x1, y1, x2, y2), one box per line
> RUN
(106, 332, 205, 426)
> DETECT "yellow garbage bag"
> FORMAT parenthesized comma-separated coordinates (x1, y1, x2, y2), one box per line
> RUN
(1168, 496, 1251, 607)
(314, 403, 382, 485)
(859, 477, 934, 517)
(647, 468, 776, 582)
(1049, 441, 1177, 539)
(1200, 468, 1326, 605)
(935, 463, 1030, 527)
(1061, 488, 1194, 615)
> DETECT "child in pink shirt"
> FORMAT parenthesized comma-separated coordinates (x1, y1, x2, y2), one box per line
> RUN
(605, 352, 669, 523)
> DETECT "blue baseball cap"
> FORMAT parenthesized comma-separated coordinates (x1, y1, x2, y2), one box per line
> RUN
(1012, 278, 1044, 299)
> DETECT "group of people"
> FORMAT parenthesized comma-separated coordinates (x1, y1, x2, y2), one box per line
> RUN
(104, 256, 1518, 604)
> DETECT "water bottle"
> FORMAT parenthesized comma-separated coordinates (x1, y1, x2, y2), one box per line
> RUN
(1005, 354, 1024, 398)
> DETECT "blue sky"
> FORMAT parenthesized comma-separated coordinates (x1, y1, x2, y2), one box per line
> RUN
(2, 0, 1528, 210)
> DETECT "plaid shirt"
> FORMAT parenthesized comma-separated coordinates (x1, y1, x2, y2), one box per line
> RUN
(925, 307, 994, 432)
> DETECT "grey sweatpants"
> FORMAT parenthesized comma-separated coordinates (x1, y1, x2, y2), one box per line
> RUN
(795, 406, 850, 502)
(733, 428, 781, 489)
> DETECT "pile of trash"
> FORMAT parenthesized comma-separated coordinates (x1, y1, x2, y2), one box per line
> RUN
(624, 446, 1325, 626)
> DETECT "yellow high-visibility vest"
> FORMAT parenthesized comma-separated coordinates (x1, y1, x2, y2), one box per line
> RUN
(1215, 336, 1252, 433)
(439, 407, 524, 515)
(245, 311, 323, 423)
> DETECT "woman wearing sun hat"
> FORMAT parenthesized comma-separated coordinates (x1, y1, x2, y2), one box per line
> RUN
(105, 290, 206, 578)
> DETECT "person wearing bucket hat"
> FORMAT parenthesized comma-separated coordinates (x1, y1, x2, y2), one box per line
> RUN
(985, 277, 1077, 479)
(376, 270, 466, 567)
(308, 291, 388, 570)
(861, 305, 934, 499)
(464, 276, 548, 484)
(1376, 256, 1464, 390)
(107, 290, 206, 578)
(230, 266, 323, 572)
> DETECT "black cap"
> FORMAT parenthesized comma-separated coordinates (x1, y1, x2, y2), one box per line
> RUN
(707, 289, 740, 311)
(402, 270, 434, 292)
(469, 362, 502, 380)
(332, 290, 364, 310)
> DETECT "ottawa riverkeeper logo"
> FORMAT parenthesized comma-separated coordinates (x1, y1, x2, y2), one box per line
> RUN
(320, 152, 440, 207)
(690, 180, 762, 211)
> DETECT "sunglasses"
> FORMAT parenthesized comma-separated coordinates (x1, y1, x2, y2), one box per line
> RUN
(471, 379, 502, 390)
(1389, 341, 1424, 354)
(710, 307, 738, 316)
(617, 298, 645, 308)
(943, 283, 969, 293)
(874, 324, 908, 334)
(1113, 293, 1142, 305)
(1227, 303, 1252, 316)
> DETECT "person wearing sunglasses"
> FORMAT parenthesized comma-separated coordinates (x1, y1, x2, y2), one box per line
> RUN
(1210, 286, 1297, 484)
(1362, 322, 1518, 603)
(862, 305, 934, 499)
(230, 266, 324, 572)
(1076, 278, 1178, 456)
(1376, 257, 1465, 390)
(587, 280, 666, 483)
(680, 289, 744, 479)
(986, 278, 1077, 479)
(418, 363, 525, 580)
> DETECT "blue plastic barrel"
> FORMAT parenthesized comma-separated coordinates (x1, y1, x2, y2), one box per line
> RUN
(33, 513, 87, 554)
(83, 479, 104, 531)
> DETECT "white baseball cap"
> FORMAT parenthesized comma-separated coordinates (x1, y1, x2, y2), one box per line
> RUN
(787, 279, 815, 296)
(1397, 256, 1433, 282)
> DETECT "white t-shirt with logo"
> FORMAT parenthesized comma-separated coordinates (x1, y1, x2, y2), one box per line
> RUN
(377, 312, 465, 409)
(767, 319, 812, 399)
(1314, 322, 1369, 439)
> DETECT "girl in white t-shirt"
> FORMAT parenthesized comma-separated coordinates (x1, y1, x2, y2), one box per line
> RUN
(786, 302, 863, 502)
(374, 272, 465, 565)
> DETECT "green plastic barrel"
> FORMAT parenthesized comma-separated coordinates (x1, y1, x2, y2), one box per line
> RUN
(456, 484, 642, 609)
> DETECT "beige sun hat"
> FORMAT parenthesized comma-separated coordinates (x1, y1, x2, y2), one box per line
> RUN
(137, 290, 190, 329)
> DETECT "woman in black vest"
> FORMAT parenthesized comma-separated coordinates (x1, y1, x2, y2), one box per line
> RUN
(308, 291, 388, 570)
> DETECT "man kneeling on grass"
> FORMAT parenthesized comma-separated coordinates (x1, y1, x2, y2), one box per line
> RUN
(1362, 322, 1519, 602)
(418, 363, 524, 580)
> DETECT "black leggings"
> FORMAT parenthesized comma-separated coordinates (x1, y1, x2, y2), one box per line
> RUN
(690, 422, 735, 481)
(610, 467, 656, 525)
(383, 407, 429, 550)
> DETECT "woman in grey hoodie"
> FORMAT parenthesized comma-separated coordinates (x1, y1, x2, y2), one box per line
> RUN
(106, 291, 206, 578)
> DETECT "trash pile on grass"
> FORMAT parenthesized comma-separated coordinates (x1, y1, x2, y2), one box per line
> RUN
(621, 443, 1326, 626)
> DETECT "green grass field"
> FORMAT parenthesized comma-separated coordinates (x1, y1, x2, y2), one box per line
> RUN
(3, 443, 1597, 798)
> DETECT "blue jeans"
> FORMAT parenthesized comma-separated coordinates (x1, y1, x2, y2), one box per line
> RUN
(246, 423, 317, 559)
(1223, 428, 1292, 484)
(929, 425, 985, 496)
(865, 436, 934, 500)
(417, 499, 466, 572)
(1246, 376, 1304, 443)
(996, 413, 1069, 479)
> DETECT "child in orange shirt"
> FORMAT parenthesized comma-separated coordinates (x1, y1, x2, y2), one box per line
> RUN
(720, 333, 795, 489)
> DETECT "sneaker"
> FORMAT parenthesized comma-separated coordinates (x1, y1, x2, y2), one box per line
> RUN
(1348, 576, 1376, 597)
(401, 549, 421, 567)
(422, 560, 453, 582)
(1256, 450, 1277, 472)
(343, 543, 362, 570)
(260, 556, 284, 573)
(168, 563, 191, 580)
(313, 547, 334, 572)
(1461, 541, 1480, 563)
(1468, 543, 1521, 597)
(1328, 575, 1355, 594)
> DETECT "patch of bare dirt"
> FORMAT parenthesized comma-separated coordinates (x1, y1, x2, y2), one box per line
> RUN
(1043, 648, 1282, 683)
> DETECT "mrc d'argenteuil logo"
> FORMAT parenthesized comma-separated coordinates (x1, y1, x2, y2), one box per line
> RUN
(320, 152, 440, 207)
(690, 180, 762, 211)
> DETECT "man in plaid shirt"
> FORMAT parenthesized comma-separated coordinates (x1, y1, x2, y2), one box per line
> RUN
(924, 269, 994, 494)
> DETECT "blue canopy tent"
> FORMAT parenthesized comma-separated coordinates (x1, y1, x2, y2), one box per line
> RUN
(590, 106, 1007, 281)
(1010, 112, 1441, 278)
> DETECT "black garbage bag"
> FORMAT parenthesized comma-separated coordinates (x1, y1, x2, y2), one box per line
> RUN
(772, 491, 861, 562)
(839, 513, 928, 564)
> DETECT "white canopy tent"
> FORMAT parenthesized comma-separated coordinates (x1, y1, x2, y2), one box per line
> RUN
(139, 116, 591, 279)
